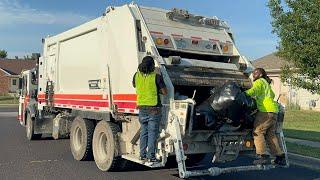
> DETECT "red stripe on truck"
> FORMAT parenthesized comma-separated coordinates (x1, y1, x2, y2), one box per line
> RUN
(171, 34, 183, 37)
(150, 31, 163, 35)
(191, 36, 202, 40)
(113, 94, 137, 101)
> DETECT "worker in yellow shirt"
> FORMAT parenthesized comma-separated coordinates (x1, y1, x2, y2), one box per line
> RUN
(246, 68, 285, 166)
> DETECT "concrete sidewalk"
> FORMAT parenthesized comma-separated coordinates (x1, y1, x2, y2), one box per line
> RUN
(286, 137, 320, 148)
(288, 153, 320, 171)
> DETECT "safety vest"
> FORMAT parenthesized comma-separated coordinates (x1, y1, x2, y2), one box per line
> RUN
(135, 71, 157, 106)
(245, 78, 279, 113)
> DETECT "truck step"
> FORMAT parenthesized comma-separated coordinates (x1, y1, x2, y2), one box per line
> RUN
(121, 154, 164, 168)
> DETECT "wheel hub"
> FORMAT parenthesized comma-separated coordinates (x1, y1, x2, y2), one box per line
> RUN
(73, 127, 83, 151)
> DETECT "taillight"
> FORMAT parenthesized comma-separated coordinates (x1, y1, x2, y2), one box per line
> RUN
(223, 45, 229, 52)
(164, 39, 170, 45)
(191, 40, 199, 45)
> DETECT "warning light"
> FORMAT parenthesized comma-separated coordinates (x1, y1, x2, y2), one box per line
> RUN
(223, 45, 229, 52)
(245, 140, 254, 148)
(192, 40, 199, 45)
(156, 38, 163, 45)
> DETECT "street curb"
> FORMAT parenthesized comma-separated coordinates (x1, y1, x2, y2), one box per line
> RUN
(0, 104, 18, 107)
(288, 153, 320, 171)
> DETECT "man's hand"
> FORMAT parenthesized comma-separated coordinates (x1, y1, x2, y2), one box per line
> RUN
(160, 88, 168, 95)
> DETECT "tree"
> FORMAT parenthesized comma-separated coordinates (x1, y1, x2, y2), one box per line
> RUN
(0, 49, 7, 58)
(268, 0, 320, 94)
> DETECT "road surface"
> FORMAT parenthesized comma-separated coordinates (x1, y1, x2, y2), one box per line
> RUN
(0, 107, 319, 180)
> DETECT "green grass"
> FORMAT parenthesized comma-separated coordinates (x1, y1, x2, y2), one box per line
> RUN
(286, 142, 320, 159)
(0, 96, 19, 104)
(283, 110, 320, 142)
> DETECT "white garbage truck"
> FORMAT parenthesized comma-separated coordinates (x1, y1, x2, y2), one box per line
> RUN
(18, 3, 288, 178)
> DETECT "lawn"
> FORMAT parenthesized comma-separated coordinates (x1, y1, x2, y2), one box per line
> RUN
(0, 95, 19, 104)
(283, 110, 320, 142)
(286, 142, 320, 159)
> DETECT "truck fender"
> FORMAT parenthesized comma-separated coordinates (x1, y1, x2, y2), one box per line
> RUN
(24, 104, 37, 125)
(71, 110, 111, 122)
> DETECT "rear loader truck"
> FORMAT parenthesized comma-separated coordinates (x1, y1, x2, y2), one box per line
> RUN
(18, 3, 289, 178)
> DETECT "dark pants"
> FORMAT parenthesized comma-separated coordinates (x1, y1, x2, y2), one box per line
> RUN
(139, 107, 161, 159)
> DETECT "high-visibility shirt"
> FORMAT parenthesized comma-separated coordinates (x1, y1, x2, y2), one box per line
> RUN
(135, 71, 158, 106)
(245, 78, 279, 113)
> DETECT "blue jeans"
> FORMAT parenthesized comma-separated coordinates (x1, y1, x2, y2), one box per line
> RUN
(139, 107, 161, 159)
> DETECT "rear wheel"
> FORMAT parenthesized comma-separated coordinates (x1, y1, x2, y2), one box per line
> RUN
(70, 117, 94, 161)
(26, 113, 41, 140)
(93, 121, 126, 171)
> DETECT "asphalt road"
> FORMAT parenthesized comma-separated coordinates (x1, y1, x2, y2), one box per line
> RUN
(0, 106, 319, 180)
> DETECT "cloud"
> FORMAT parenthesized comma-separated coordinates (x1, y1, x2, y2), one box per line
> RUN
(0, 0, 92, 26)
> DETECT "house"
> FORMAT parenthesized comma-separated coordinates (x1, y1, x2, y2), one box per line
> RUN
(0, 59, 37, 95)
(253, 53, 320, 111)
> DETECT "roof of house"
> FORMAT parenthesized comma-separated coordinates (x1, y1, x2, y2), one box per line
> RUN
(0, 59, 37, 75)
(252, 52, 288, 70)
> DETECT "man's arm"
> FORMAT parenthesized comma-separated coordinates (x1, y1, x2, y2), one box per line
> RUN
(132, 72, 137, 88)
(245, 79, 260, 97)
(156, 74, 168, 95)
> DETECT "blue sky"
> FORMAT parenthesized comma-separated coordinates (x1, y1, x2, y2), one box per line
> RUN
(0, 0, 278, 60)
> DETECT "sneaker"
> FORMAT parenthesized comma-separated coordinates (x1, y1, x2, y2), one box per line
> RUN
(272, 154, 286, 166)
(139, 156, 147, 162)
(144, 158, 160, 166)
(148, 158, 160, 163)
(253, 154, 271, 165)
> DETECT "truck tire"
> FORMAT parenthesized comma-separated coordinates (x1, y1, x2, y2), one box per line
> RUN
(93, 120, 125, 171)
(26, 113, 41, 140)
(70, 117, 94, 161)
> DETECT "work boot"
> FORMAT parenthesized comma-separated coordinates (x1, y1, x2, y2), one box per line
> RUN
(253, 154, 270, 165)
(272, 154, 286, 166)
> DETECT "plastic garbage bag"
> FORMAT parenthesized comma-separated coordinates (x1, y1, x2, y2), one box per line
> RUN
(210, 82, 242, 111)
(195, 82, 256, 129)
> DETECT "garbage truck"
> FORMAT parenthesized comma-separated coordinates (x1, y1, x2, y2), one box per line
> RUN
(17, 3, 288, 178)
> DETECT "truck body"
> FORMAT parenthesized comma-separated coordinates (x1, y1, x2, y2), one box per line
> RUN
(18, 3, 288, 178)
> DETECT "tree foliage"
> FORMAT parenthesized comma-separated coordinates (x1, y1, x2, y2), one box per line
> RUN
(0, 49, 7, 58)
(268, 0, 320, 94)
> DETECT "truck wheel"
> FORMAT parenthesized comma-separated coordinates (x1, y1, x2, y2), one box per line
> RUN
(70, 117, 94, 161)
(26, 113, 41, 140)
(93, 121, 124, 171)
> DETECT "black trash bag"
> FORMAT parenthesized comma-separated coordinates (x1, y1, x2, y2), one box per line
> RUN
(195, 100, 217, 129)
(195, 82, 257, 129)
(210, 82, 242, 111)
(235, 92, 256, 112)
